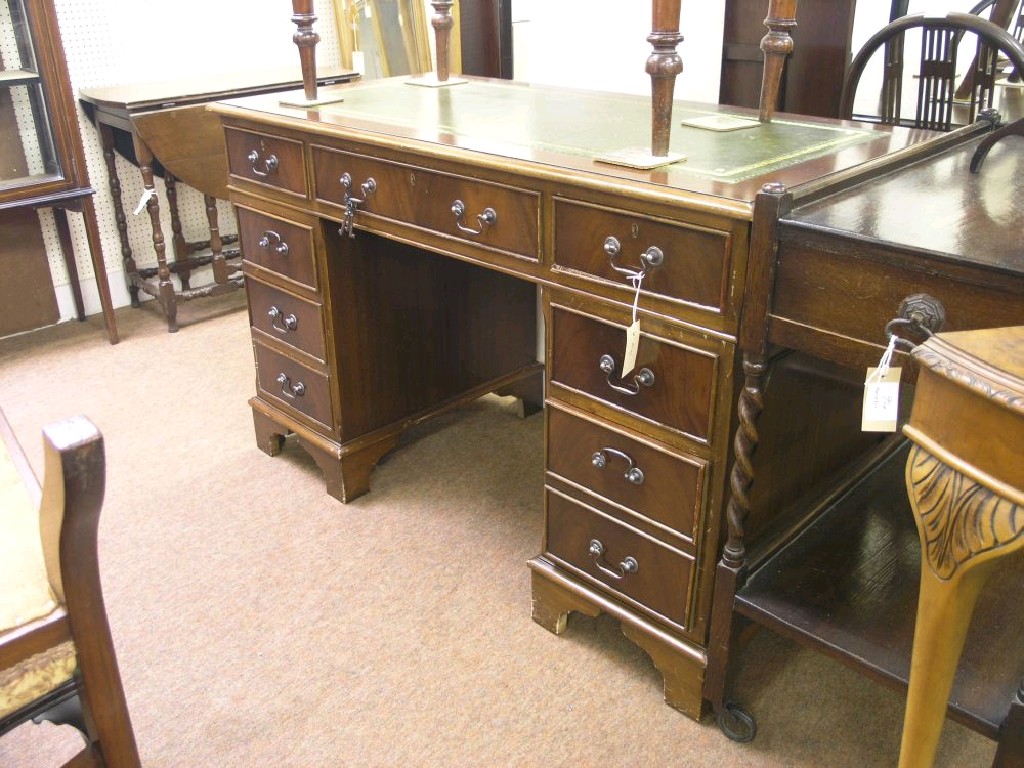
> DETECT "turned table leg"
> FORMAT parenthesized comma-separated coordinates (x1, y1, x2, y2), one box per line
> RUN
(99, 123, 140, 309)
(131, 135, 177, 332)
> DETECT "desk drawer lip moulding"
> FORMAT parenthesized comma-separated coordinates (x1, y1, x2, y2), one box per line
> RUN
(310, 144, 541, 262)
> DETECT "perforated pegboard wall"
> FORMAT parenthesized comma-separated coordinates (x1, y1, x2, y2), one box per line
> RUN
(41, 0, 341, 316)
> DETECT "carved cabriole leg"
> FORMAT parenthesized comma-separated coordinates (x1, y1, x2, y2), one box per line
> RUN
(430, 1, 455, 82)
(205, 195, 228, 285)
(164, 173, 190, 290)
(758, 0, 799, 123)
(703, 352, 767, 733)
(132, 136, 177, 332)
(647, 0, 684, 157)
(897, 443, 1024, 768)
(99, 123, 140, 308)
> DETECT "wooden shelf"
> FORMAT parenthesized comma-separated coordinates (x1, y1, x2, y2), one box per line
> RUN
(0, 68, 40, 87)
(735, 439, 1024, 739)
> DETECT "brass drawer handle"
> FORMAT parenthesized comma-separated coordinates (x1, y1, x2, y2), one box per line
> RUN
(603, 236, 664, 281)
(451, 199, 497, 236)
(267, 306, 298, 334)
(257, 230, 290, 256)
(338, 172, 377, 237)
(247, 144, 279, 178)
(588, 539, 639, 581)
(276, 373, 305, 399)
(592, 447, 645, 485)
(599, 354, 655, 396)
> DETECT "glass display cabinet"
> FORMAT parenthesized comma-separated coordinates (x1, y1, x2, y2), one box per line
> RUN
(0, 0, 117, 342)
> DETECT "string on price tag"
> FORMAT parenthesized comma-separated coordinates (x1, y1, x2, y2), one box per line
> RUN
(622, 272, 643, 375)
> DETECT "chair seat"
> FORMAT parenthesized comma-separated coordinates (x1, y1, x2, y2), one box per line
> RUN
(0, 421, 78, 722)
(0, 431, 58, 634)
(0, 640, 77, 721)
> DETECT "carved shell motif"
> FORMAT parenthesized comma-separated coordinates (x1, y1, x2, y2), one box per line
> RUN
(907, 444, 1023, 580)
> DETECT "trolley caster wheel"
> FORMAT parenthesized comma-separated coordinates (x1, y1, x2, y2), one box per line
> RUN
(717, 701, 757, 742)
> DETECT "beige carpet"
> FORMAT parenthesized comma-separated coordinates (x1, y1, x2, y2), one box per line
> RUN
(0, 294, 995, 767)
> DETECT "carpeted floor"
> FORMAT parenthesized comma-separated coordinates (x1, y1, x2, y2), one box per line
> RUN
(0, 294, 996, 766)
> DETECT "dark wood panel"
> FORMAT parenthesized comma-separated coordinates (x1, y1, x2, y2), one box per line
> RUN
(326, 228, 538, 440)
(736, 440, 1024, 738)
(720, 0, 857, 118)
(458, 0, 514, 79)
(0, 207, 59, 337)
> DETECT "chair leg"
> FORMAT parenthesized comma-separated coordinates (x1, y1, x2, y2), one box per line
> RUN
(29, 683, 88, 742)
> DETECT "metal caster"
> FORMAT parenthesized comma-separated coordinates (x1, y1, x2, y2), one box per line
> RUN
(717, 701, 757, 743)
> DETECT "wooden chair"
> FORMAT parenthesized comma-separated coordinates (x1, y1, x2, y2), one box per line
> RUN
(969, 0, 1024, 82)
(838, 12, 1024, 131)
(0, 409, 140, 767)
(900, 327, 1024, 768)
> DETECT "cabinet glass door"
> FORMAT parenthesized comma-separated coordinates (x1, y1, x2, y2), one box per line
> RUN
(0, 0, 61, 192)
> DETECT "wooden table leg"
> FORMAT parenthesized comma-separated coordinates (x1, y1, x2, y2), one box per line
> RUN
(205, 194, 228, 286)
(131, 135, 178, 332)
(164, 172, 191, 290)
(99, 122, 140, 309)
(79, 195, 119, 344)
(648, 0, 683, 157)
(758, 0, 798, 123)
(51, 206, 85, 322)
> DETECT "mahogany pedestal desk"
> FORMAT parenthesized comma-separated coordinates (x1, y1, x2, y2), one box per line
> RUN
(78, 67, 357, 332)
(706, 131, 1024, 760)
(210, 76, 967, 720)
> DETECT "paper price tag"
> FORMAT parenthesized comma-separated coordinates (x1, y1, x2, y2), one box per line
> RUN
(622, 320, 640, 376)
(133, 188, 157, 216)
(862, 366, 901, 432)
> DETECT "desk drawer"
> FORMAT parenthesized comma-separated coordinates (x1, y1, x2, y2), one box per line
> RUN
(253, 341, 333, 430)
(549, 305, 717, 444)
(553, 198, 733, 314)
(547, 405, 705, 543)
(311, 145, 539, 261)
(225, 128, 307, 197)
(545, 488, 694, 629)
(246, 277, 326, 362)
(238, 207, 317, 291)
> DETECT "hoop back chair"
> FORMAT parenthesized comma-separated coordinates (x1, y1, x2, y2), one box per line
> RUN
(969, 0, 1024, 82)
(839, 12, 1024, 131)
(0, 410, 140, 768)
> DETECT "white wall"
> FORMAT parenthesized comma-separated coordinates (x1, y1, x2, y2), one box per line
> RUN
(43, 0, 342, 322)
(511, 1, 726, 103)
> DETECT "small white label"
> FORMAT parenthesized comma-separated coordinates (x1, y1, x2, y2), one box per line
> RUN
(133, 188, 157, 216)
(862, 366, 902, 432)
(622, 320, 641, 376)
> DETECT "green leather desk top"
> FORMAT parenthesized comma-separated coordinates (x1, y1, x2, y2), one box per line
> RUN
(216, 76, 943, 204)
